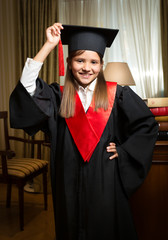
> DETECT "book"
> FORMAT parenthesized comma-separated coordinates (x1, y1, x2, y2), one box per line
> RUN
(150, 107, 168, 116)
(155, 116, 168, 122)
(144, 97, 168, 107)
(158, 122, 168, 131)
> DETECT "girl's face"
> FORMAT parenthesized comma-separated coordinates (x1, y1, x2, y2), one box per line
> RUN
(69, 50, 103, 88)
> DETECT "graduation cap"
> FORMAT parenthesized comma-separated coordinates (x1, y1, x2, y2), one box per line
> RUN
(58, 24, 119, 76)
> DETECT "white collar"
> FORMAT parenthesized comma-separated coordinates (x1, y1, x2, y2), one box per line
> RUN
(75, 78, 97, 112)
(77, 78, 97, 92)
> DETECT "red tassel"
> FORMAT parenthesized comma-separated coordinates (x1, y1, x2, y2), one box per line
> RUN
(58, 39, 65, 76)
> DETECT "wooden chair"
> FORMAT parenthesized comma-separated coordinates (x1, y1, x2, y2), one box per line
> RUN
(0, 111, 48, 231)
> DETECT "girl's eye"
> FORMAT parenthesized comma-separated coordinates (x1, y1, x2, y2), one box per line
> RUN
(92, 61, 98, 64)
(76, 59, 83, 63)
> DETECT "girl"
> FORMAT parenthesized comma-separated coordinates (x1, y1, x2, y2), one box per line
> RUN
(10, 23, 158, 240)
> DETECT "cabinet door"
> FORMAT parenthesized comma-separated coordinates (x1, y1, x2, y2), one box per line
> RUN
(130, 141, 168, 240)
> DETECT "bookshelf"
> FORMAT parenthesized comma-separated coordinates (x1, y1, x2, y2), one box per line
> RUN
(152, 140, 168, 162)
(144, 97, 168, 141)
(130, 97, 168, 240)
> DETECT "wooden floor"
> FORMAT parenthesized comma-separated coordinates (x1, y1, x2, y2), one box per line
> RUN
(0, 183, 55, 240)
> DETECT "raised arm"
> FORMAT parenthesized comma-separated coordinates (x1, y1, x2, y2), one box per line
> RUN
(20, 23, 63, 95)
(10, 23, 63, 134)
(33, 23, 63, 62)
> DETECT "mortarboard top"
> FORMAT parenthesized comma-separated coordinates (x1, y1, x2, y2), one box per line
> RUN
(61, 24, 119, 57)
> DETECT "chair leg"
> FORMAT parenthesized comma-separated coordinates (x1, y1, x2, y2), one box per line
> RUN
(43, 169, 48, 210)
(6, 183, 12, 208)
(18, 184, 24, 231)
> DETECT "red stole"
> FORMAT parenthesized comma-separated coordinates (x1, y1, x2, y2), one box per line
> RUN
(61, 82, 117, 162)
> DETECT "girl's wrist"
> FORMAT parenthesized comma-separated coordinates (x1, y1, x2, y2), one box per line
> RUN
(45, 40, 58, 51)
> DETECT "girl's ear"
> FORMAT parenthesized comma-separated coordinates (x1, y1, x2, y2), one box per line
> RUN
(101, 60, 104, 69)
(67, 57, 71, 69)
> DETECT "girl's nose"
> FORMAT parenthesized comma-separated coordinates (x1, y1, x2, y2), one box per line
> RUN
(82, 63, 91, 71)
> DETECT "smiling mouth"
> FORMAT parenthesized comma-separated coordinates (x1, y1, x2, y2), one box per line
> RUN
(79, 73, 92, 78)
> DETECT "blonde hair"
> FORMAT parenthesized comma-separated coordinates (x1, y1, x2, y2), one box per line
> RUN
(59, 50, 108, 118)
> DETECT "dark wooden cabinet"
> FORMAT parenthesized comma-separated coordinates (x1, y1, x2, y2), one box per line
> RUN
(130, 141, 168, 240)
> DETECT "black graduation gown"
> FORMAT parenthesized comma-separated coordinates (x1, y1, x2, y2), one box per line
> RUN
(9, 79, 158, 240)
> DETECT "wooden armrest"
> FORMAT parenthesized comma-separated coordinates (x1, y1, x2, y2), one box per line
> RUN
(0, 150, 8, 156)
(8, 136, 45, 159)
(0, 150, 15, 158)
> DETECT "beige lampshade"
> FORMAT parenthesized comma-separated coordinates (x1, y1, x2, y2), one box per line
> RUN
(104, 62, 135, 86)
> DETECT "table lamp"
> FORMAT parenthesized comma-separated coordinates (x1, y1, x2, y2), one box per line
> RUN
(104, 62, 135, 86)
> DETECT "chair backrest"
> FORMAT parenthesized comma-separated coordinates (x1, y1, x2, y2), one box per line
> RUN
(0, 111, 10, 151)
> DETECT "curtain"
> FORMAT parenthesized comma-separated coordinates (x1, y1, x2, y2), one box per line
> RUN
(0, 0, 59, 148)
(18, 0, 58, 154)
(18, 0, 59, 191)
(0, 0, 20, 150)
(19, 0, 59, 84)
(160, 0, 168, 97)
(18, 0, 59, 146)
(58, 0, 164, 99)
(0, 0, 59, 192)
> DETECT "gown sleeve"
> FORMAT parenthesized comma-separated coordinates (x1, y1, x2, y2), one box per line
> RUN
(115, 86, 158, 198)
(9, 78, 61, 135)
